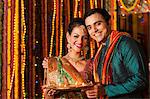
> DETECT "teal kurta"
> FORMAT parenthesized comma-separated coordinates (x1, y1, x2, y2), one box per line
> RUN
(97, 34, 148, 98)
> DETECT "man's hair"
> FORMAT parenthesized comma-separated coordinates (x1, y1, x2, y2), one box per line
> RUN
(84, 8, 111, 23)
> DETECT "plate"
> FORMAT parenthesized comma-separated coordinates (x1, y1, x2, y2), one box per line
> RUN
(45, 84, 94, 92)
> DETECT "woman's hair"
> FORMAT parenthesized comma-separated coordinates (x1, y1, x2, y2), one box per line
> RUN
(67, 18, 86, 35)
(84, 8, 111, 23)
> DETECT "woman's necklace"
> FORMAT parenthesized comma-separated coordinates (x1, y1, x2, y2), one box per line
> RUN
(66, 54, 85, 64)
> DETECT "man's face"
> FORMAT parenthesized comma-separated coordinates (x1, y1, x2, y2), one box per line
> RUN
(85, 13, 109, 43)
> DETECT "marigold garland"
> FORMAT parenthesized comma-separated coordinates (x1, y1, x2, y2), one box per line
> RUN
(90, 0, 94, 9)
(74, 0, 78, 18)
(14, 0, 19, 98)
(118, 0, 140, 13)
(7, 0, 11, 99)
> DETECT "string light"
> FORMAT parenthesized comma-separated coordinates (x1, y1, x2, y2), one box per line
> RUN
(21, 0, 26, 97)
(59, 0, 63, 57)
(49, 0, 56, 57)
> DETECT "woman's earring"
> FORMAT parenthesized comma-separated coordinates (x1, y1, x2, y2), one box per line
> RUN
(67, 43, 72, 52)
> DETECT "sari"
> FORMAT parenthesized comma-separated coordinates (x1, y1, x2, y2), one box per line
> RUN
(46, 56, 93, 99)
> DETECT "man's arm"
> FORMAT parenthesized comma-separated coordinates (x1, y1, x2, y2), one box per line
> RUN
(105, 36, 148, 97)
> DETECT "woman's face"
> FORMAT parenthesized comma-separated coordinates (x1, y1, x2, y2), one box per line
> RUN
(67, 25, 88, 53)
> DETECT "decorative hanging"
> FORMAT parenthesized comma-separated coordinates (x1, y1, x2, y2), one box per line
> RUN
(14, 0, 19, 98)
(118, 0, 150, 14)
(49, 0, 56, 57)
(21, 0, 26, 97)
(59, 0, 63, 57)
(7, 0, 11, 98)
(118, 0, 140, 12)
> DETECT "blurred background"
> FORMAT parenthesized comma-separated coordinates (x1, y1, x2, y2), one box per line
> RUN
(0, 0, 149, 98)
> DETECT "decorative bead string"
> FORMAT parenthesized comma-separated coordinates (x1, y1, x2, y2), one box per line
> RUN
(118, 0, 149, 14)
(14, 0, 19, 98)
(118, 0, 140, 12)
(49, 0, 56, 57)
(7, 0, 11, 98)
(59, 0, 63, 57)
(21, 0, 26, 97)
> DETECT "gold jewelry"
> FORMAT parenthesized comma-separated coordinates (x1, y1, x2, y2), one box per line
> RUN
(67, 43, 71, 49)
(67, 43, 72, 52)
(66, 54, 85, 63)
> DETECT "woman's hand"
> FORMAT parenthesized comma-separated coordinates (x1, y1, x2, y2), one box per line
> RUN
(42, 57, 48, 68)
(46, 89, 57, 96)
(42, 85, 57, 99)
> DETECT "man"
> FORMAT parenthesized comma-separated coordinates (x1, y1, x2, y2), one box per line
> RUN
(84, 8, 148, 98)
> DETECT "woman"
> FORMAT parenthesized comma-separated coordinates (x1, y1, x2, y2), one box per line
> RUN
(42, 18, 93, 99)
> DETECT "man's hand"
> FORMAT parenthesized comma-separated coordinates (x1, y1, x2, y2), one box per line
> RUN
(85, 84, 106, 98)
